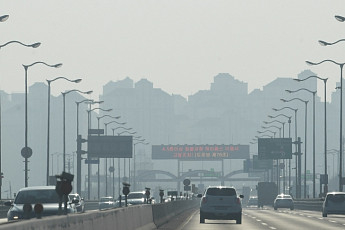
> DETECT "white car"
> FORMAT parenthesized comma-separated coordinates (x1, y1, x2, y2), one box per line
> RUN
(322, 192, 345, 217)
(199, 186, 243, 224)
(127, 191, 150, 205)
(273, 194, 294, 210)
(5, 186, 76, 220)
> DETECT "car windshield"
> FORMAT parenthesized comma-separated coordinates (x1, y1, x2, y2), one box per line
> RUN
(100, 197, 113, 202)
(69, 194, 79, 200)
(15, 189, 60, 204)
(206, 188, 236, 196)
(327, 194, 345, 202)
(128, 193, 145, 199)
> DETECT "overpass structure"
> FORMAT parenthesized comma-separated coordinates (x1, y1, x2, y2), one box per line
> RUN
(136, 169, 262, 192)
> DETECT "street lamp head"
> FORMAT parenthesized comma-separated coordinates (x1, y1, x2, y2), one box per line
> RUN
(305, 61, 316, 66)
(280, 99, 287, 102)
(318, 40, 329, 46)
(0, 15, 9, 22)
(73, 79, 82, 83)
(85, 90, 93, 94)
(105, 108, 113, 112)
(335, 15, 345, 22)
(285, 90, 292, 93)
(53, 63, 63, 68)
(268, 115, 273, 118)
(31, 42, 41, 48)
(272, 108, 278, 111)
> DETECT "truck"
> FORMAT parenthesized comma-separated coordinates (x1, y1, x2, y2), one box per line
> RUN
(257, 182, 278, 208)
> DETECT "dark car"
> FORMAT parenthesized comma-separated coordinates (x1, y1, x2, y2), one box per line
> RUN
(5, 186, 76, 221)
(322, 192, 345, 217)
(199, 186, 243, 224)
(68, 193, 85, 213)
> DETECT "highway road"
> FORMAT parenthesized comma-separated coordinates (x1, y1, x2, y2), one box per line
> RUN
(179, 207, 345, 230)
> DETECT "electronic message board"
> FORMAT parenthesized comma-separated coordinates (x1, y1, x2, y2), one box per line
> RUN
(88, 136, 132, 158)
(152, 144, 249, 160)
(258, 138, 292, 160)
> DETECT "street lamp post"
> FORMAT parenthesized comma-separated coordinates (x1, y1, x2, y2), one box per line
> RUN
(268, 114, 292, 194)
(281, 98, 308, 198)
(76, 99, 93, 195)
(46, 77, 81, 186)
(23, 61, 62, 187)
(306, 58, 343, 192)
(97, 115, 121, 197)
(286, 88, 317, 198)
(294, 76, 328, 197)
(133, 141, 149, 191)
(62, 90, 92, 172)
(273, 107, 298, 197)
(86, 103, 108, 200)
(0, 30, 40, 197)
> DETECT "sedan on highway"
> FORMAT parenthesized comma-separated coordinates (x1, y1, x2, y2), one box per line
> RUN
(99, 197, 115, 210)
(5, 186, 76, 220)
(273, 194, 294, 210)
(199, 186, 243, 224)
(68, 193, 85, 213)
(322, 192, 345, 217)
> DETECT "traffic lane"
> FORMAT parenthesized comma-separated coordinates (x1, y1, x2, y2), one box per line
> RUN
(179, 209, 277, 230)
(244, 207, 345, 230)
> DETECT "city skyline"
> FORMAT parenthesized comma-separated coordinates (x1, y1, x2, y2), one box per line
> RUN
(1, 1, 345, 101)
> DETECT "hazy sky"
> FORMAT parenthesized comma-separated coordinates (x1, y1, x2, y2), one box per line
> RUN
(1, 0, 345, 100)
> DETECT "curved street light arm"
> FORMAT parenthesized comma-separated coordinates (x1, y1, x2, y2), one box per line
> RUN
(262, 125, 281, 130)
(97, 114, 121, 120)
(281, 98, 308, 104)
(62, 89, 93, 95)
(319, 39, 345, 46)
(23, 61, 62, 69)
(306, 59, 343, 66)
(294, 75, 328, 83)
(268, 114, 291, 120)
(286, 88, 316, 95)
(118, 131, 137, 135)
(48, 76, 82, 84)
(105, 120, 126, 126)
(273, 107, 298, 112)
(76, 99, 93, 105)
(0, 40, 41, 49)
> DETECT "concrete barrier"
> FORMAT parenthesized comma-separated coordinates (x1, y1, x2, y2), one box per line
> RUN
(0, 204, 156, 230)
(0, 200, 198, 230)
(293, 199, 323, 212)
(152, 200, 199, 227)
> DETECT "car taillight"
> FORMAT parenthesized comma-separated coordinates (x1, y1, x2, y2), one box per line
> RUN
(236, 198, 241, 205)
(202, 197, 208, 203)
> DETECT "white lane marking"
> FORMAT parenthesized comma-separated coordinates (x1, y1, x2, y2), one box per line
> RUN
(329, 220, 336, 223)
(269, 227, 277, 230)
(262, 223, 268, 226)
(256, 219, 261, 222)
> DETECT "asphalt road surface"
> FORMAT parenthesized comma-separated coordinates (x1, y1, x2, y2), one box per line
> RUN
(178, 207, 345, 230)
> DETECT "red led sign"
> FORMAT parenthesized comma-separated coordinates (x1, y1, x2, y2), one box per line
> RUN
(152, 144, 249, 160)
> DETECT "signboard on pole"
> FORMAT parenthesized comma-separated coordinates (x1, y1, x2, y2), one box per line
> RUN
(258, 138, 292, 160)
(88, 136, 133, 158)
(253, 155, 273, 170)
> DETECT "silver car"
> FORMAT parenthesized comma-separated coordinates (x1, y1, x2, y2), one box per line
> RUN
(199, 186, 243, 224)
(98, 197, 115, 210)
(322, 192, 345, 217)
